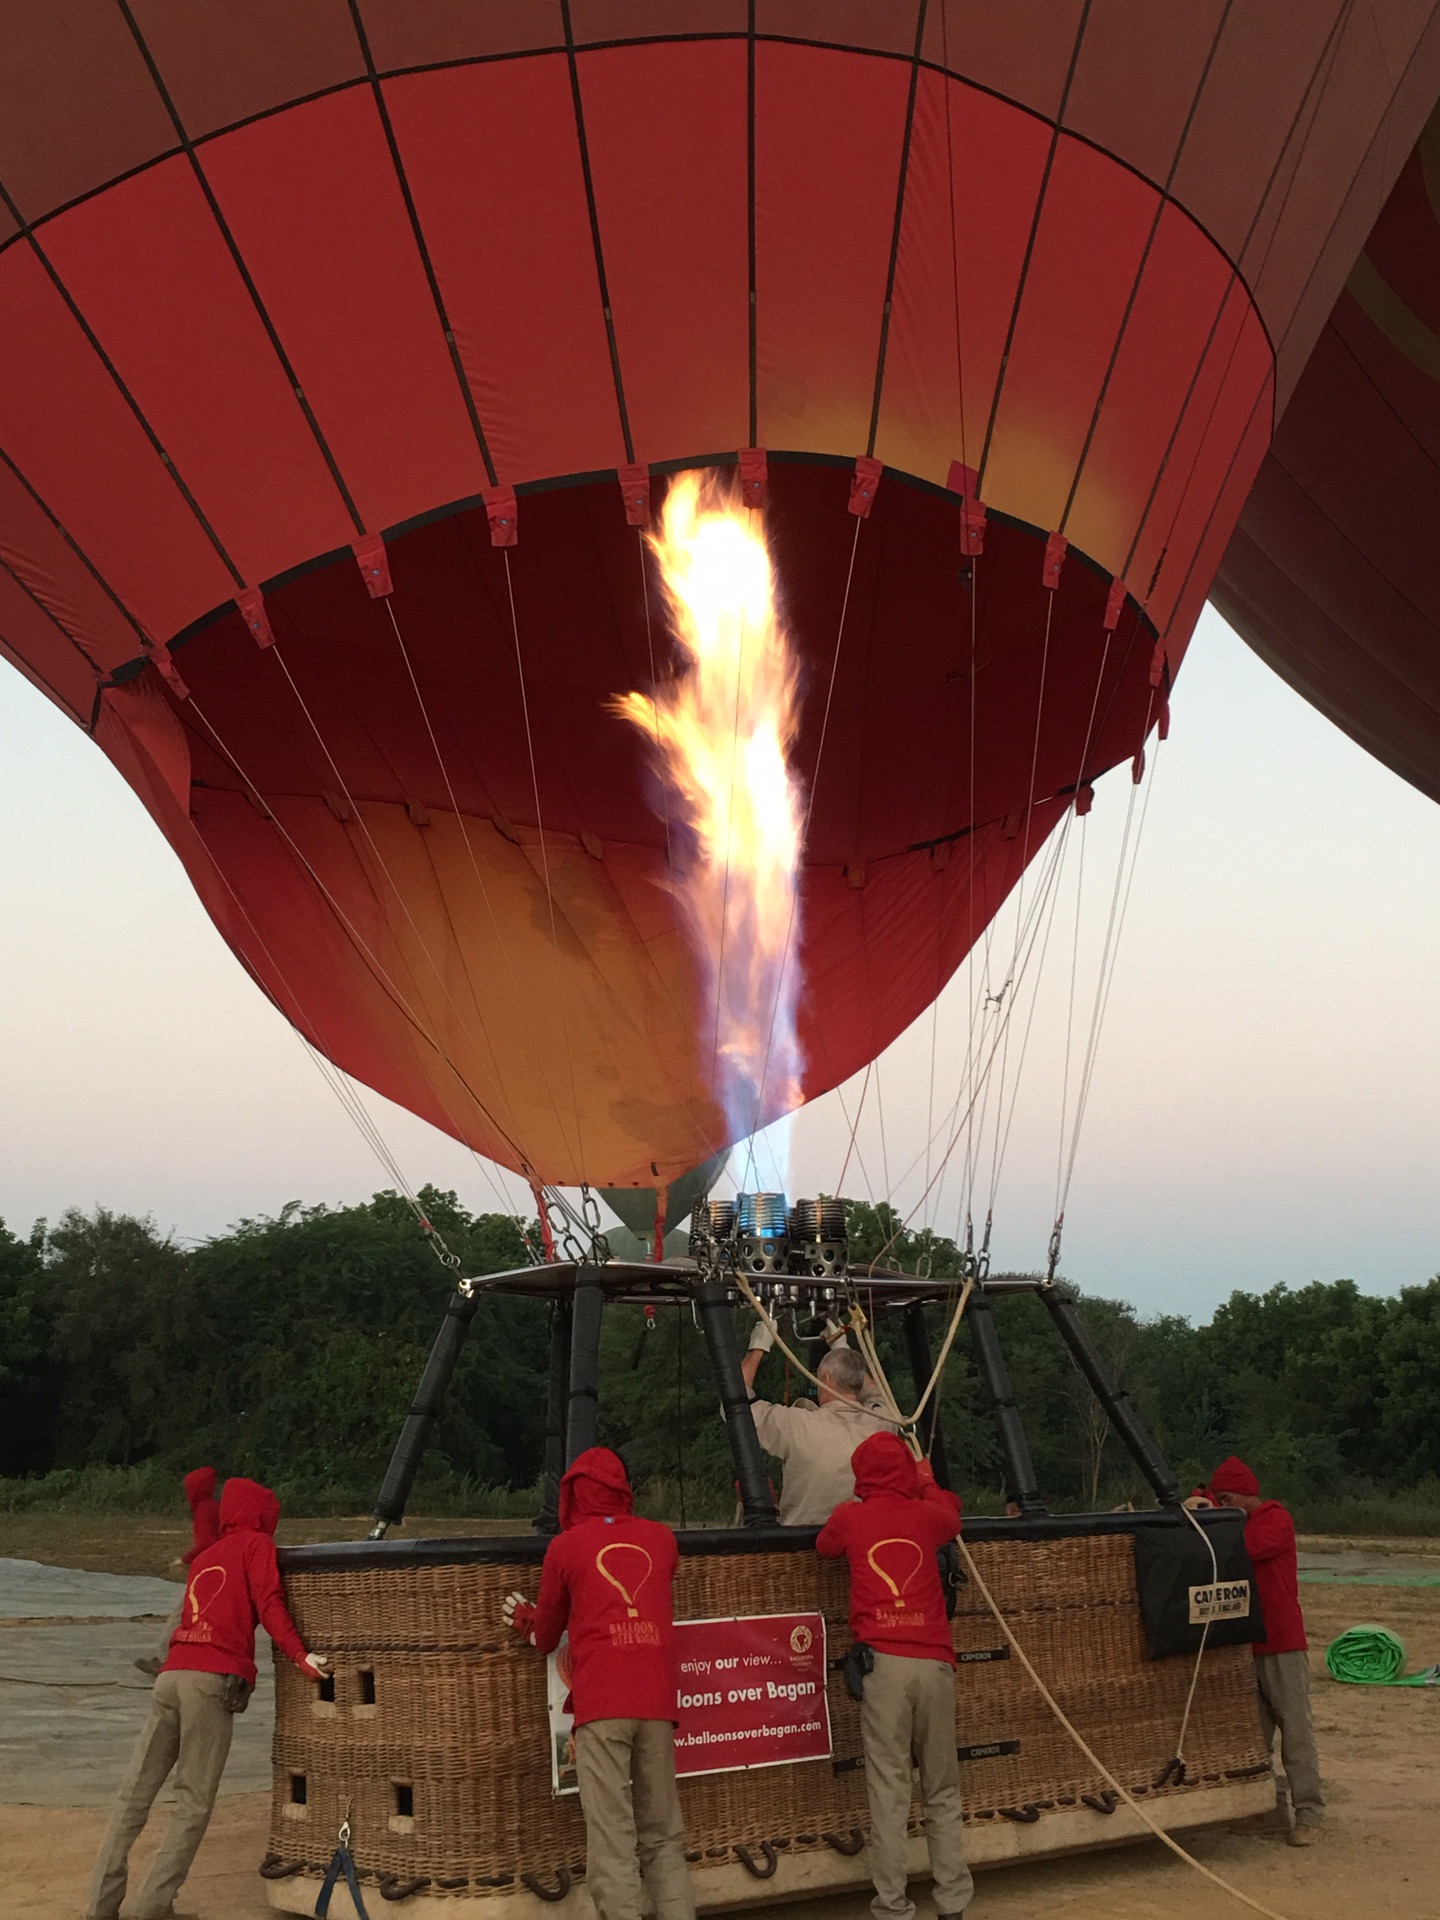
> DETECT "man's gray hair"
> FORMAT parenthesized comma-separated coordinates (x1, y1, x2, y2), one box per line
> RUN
(818, 1345, 866, 1398)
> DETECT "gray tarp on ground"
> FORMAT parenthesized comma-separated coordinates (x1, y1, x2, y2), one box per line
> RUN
(0, 1559, 275, 1807)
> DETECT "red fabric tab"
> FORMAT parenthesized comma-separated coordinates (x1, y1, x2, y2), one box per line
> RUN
(946, 461, 979, 498)
(1042, 531, 1067, 590)
(1157, 698, 1170, 742)
(485, 485, 519, 547)
(738, 446, 768, 510)
(617, 462, 651, 527)
(148, 642, 188, 700)
(353, 532, 392, 599)
(1074, 782, 1094, 816)
(945, 461, 986, 553)
(1131, 748, 1145, 784)
(1103, 578, 1126, 631)
(237, 587, 273, 649)
(1149, 639, 1168, 688)
(848, 455, 882, 518)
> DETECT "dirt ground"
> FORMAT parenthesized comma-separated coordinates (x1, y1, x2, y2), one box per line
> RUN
(2, 1526, 1436, 1920)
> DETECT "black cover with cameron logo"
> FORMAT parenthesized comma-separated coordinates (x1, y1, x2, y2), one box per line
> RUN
(1132, 1517, 1265, 1658)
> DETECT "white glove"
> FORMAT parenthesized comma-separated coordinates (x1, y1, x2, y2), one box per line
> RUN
(503, 1590, 537, 1642)
(304, 1653, 331, 1678)
(822, 1316, 848, 1347)
(747, 1316, 775, 1353)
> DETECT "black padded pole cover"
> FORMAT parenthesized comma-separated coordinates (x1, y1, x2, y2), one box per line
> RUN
(1040, 1284, 1181, 1506)
(565, 1271, 606, 1465)
(536, 1297, 572, 1533)
(966, 1290, 1047, 1515)
(373, 1287, 482, 1530)
(696, 1280, 779, 1526)
(902, 1302, 953, 1491)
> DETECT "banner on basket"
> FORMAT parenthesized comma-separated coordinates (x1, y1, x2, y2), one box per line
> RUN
(547, 1612, 830, 1793)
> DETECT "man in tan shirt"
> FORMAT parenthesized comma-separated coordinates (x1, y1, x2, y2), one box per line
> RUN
(739, 1320, 894, 1524)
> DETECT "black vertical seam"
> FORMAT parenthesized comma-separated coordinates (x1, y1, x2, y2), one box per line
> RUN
(865, 0, 929, 459)
(747, 0, 758, 447)
(114, 0, 368, 536)
(1120, 0, 1353, 584)
(560, 0, 636, 464)
(0, 179, 246, 589)
(0, 440, 153, 645)
(345, 0, 499, 487)
(974, 0, 1094, 496)
(1057, 0, 1235, 533)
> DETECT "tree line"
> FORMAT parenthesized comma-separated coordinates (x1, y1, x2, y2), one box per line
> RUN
(2, 1192, 1437, 1518)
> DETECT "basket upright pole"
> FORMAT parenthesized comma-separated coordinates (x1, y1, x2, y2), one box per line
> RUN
(902, 1302, 953, 1490)
(565, 1269, 605, 1464)
(369, 1285, 482, 1537)
(696, 1279, 779, 1526)
(536, 1296, 572, 1532)
(1038, 1282, 1181, 1506)
(966, 1289, 1047, 1515)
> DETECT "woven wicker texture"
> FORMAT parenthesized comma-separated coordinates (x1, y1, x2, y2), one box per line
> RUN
(266, 1533, 1268, 1895)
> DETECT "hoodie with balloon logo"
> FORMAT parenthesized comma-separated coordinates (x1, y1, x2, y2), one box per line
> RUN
(164, 1477, 312, 1689)
(529, 1447, 680, 1727)
(816, 1434, 962, 1665)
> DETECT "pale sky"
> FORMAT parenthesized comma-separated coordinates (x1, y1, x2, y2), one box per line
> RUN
(3, 604, 1438, 1322)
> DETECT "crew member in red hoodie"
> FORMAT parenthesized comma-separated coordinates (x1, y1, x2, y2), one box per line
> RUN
(817, 1434, 972, 1920)
(1209, 1455, 1324, 1846)
(503, 1447, 695, 1920)
(85, 1478, 329, 1920)
(136, 1466, 226, 1678)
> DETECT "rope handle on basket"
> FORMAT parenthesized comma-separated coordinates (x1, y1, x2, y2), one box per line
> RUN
(259, 1853, 305, 1878)
(956, 1538, 1296, 1920)
(734, 1842, 778, 1879)
(521, 1869, 573, 1902)
(821, 1829, 866, 1856)
(379, 1874, 432, 1901)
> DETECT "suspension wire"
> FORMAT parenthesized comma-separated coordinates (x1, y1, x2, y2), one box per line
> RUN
(178, 821, 505, 1269)
(832, 1059, 874, 1197)
(380, 595, 573, 1161)
(502, 548, 588, 1175)
(1058, 706, 1165, 1222)
(184, 695, 538, 1183)
(864, 812, 1076, 1270)
(264, 642, 521, 1140)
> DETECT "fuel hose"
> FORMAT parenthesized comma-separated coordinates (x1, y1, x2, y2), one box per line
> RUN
(1324, 1624, 1440, 1687)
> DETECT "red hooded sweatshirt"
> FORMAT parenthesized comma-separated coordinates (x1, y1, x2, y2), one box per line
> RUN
(816, 1435, 962, 1664)
(1208, 1458, 1306, 1657)
(164, 1477, 311, 1688)
(181, 1466, 222, 1566)
(529, 1447, 679, 1728)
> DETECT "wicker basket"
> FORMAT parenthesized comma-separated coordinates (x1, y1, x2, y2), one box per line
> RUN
(263, 1525, 1271, 1909)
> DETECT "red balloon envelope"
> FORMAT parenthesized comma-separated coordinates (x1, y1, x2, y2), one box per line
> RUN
(0, 6, 1435, 1188)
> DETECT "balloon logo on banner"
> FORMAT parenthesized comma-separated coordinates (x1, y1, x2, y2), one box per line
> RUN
(595, 1543, 653, 1618)
(866, 1539, 927, 1611)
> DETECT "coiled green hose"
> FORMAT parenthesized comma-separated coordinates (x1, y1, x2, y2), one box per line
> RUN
(1324, 1624, 1440, 1687)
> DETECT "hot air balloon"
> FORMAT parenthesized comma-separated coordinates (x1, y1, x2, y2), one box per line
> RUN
(7, 8, 1440, 1912)
(4, 3, 1436, 1204)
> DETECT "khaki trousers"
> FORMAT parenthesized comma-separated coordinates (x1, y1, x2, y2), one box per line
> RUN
(1255, 1650, 1324, 1827)
(573, 1718, 696, 1920)
(85, 1668, 235, 1920)
(860, 1651, 973, 1920)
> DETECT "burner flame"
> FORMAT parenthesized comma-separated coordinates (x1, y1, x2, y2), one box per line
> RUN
(615, 470, 806, 1151)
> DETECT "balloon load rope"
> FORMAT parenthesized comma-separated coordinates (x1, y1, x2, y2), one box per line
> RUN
(731, 1268, 973, 1436)
(956, 1537, 1296, 1920)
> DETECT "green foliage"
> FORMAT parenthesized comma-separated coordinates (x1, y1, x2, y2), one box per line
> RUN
(3, 1183, 1440, 1528)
